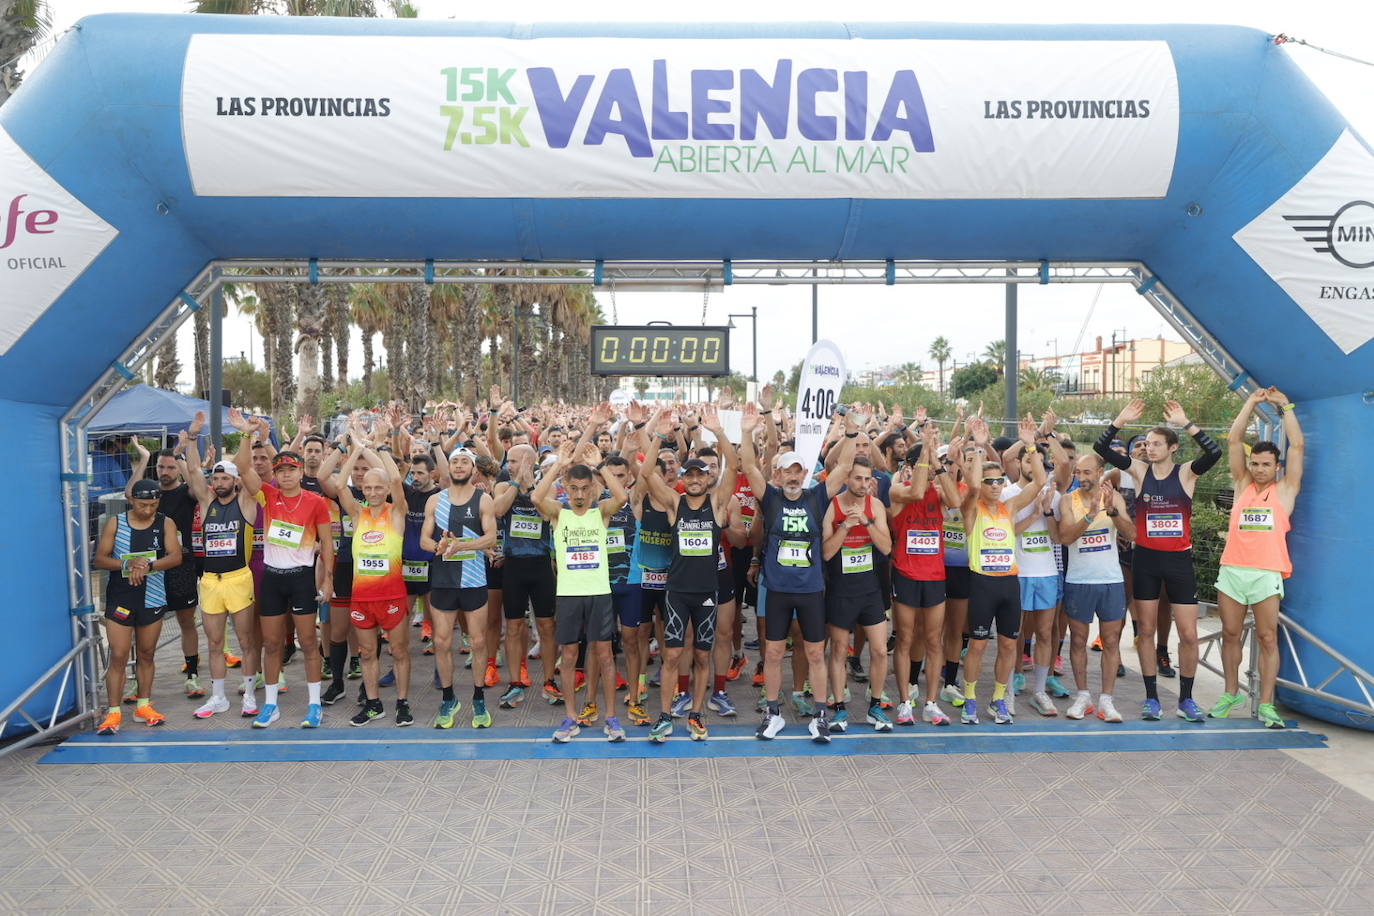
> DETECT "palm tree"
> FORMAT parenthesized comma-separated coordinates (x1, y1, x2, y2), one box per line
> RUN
(1019, 366, 1062, 392)
(349, 281, 389, 400)
(153, 336, 181, 392)
(928, 336, 952, 394)
(323, 283, 350, 392)
(0, 1, 50, 106)
(897, 360, 922, 387)
(295, 282, 327, 420)
(983, 339, 1008, 370)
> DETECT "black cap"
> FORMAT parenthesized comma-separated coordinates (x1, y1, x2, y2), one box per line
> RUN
(681, 458, 709, 473)
(991, 436, 1015, 453)
(130, 479, 161, 500)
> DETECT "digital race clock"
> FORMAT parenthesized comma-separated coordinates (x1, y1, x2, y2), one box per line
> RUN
(590, 325, 730, 377)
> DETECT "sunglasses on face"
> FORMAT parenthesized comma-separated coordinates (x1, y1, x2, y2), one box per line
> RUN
(982, 477, 1006, 486)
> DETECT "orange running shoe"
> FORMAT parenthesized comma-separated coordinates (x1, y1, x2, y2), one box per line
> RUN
(420, 619, 433, 641)
(614, 672, 629, 692)
(223, 650, 242, 669)
(574, 670, 586, 693)
(1090, 635, 1103, 652)
(727, 654, 746, 681)
(132, 703, 166, 727)
(751, 661, 765, 688)
(483, 660, 500, 688)
(518, 661, 531, 687)
(96, 710, 121, 735)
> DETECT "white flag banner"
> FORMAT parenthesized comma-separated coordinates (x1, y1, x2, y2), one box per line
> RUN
(793, 339, 847, 475)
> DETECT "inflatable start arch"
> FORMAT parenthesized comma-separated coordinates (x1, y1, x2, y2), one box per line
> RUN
(2, 15, 1372, 742)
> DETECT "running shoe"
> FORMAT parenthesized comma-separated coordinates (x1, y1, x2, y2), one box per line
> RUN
(751, 661, 765, 687)
(319, 681, 345, 706)
(464, 653, 472, 670)
(626, 702, 651, 726)
(1116, 663, 1127, 679)
(123, 680, 138, 704)
(460, 633, 471, 654)
(412, 609, 424, 627)
(874, 692, 891, 709)
(379, 669, 396, 688)
(866, 704, 894, 732)
(923, 702, 951, 726)
(180, 656, 198, 674)
(742, 638, 759, 651)
(790, 691, 815, 718)
(321, 658, 332, 680)
(240, 697, 258, 718)
(434, 699, 460, 729)
(1176, 698, 1206, 723)
(1066, 692, 1093, 720)
(604, 716, 627, 742)
(808, 714, 831, 744)
(687, 712, 708, 741)
(1011, 672, 1025, 694)
(961, 699, 980, 725)
(277, 674, 287, 692)
(907, 684, 922, 704)
(184, 675, 205, 698)
(1090, 635, 1103, 652)
(301, 703, 323, 728)
(347, 657, 363, 679)
(96, 710, 121, 735)
(648, 713, 673, 743)
(499, 685, 526, 708)
(350, 701, 383, 726)
(670, 691, 691, 718)
(553, 717, 581, 743)
(847, 655, 868, 683)
(394, 701, 414, 727)
(518, 661, 531, 687)
(422, 637, 434, 656)
(648, 667, 661, 688)
(224, 650, 242, 669)
(543, 680, 563, 704)
(1020, 652, 1033, 672)
(831, 707, 848, 733)
(576, 702, 599, 726)
(527, 638, 540, 660)
(1141, 698, 1162, 721)
(471, 700, 492, 728)
(483, 660, 500, 688)
(1208, 692, 1245, 719)
(1096, 696, 1123, 723)
(647, 637, 658, 657)
(495, 649, 505, 669)
(132, 703, 165, 726)
(755, 712, 785, 740)
(254, 672, 265, 689)
(726, 654, 746, 681)
(991, 698, 1013, 725)
(708, 691, 737, 717)
(282, 642, 296, 665)
(1258, 702, 1285, 729)
(193, 696, 230, 719)
(939, 684, 966, 708)
(615, 672, 629, 692)
(755, 689, 768, 713)
(356, 683, 367, 705)
(895, 701, 915, 726)
(1053, 655, 1065, 677)
(1044, 676, 1071, 699)
(1156, 648, 1176, 678)
(252, 704, 280, 728)
(574, 671, 587, 693)
(1029, 692, 1058, 717)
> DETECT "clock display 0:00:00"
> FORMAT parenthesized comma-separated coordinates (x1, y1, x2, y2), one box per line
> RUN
(590, 326, 729, 376)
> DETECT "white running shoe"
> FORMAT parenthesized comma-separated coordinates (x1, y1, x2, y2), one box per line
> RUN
(193, 696, 230, 719)
(240, 697, 259, 718)
(939, 684, 965, 707)
(1066, 692, 1094, 720)
(895, 701, 915, 726)
(1097, 695, 1123, 723)
(923, 701, 951, 726)
(1030, 691, 1059, 717)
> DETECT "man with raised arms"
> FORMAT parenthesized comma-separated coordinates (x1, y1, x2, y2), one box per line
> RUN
(1056, 455, 1135, 723)
(531, 442, 629, 743)
(641, 406, 739, 743)
(739, 402, 856, 743)
(421, 446, 499, 729)
(334, 424, 414, 727)
(1094, 398, 1222, 722)
(182, 415, 261, 720)
(231, 410, 334, 729)
(490, 442, 555, 708)
(1211, 387, 1303, 729)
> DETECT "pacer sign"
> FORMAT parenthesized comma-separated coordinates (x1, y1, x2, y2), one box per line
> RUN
(793, 339, 847, 477)
(181, 36, 1178, 199)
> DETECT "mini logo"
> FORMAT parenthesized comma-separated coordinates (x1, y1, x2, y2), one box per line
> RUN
(812, 365, 841, 377)
(350, 610, 366, 622)
(1284, 200, 1374, 268)
(360, 530, 384, 544)
(982, 528, 1007, 542)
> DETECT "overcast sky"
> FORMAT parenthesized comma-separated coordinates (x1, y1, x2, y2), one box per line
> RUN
(29, 1, 1374, 387)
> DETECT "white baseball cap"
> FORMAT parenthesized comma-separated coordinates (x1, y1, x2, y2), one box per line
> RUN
(449, 447, 479, 464)
(775, 450, 806, 470)
(210, 461, 240, 478)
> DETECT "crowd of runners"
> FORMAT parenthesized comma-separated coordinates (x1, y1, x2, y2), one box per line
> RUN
(93, 382, 1303, 743)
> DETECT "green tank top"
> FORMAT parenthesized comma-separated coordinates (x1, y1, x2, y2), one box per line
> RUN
(553, 506, 611, 597)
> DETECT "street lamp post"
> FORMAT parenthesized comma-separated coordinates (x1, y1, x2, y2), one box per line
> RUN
(727, 307, 759, 382)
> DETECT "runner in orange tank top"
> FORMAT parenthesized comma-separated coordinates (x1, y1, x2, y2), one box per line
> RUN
(1211, 386, 1304, 728)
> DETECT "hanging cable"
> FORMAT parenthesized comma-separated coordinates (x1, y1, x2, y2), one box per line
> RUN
(1273, 34, 1374, 68)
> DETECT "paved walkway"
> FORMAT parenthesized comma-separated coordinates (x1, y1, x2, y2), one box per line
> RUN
(4, 612, 1374, 913)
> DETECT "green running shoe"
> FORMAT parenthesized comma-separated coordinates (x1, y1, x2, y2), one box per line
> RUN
(434, 698, 461, 729)
(1208, 692, 1246, 719)
(471, 699, 492, 728)
(1258, 702, 1285, 729)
